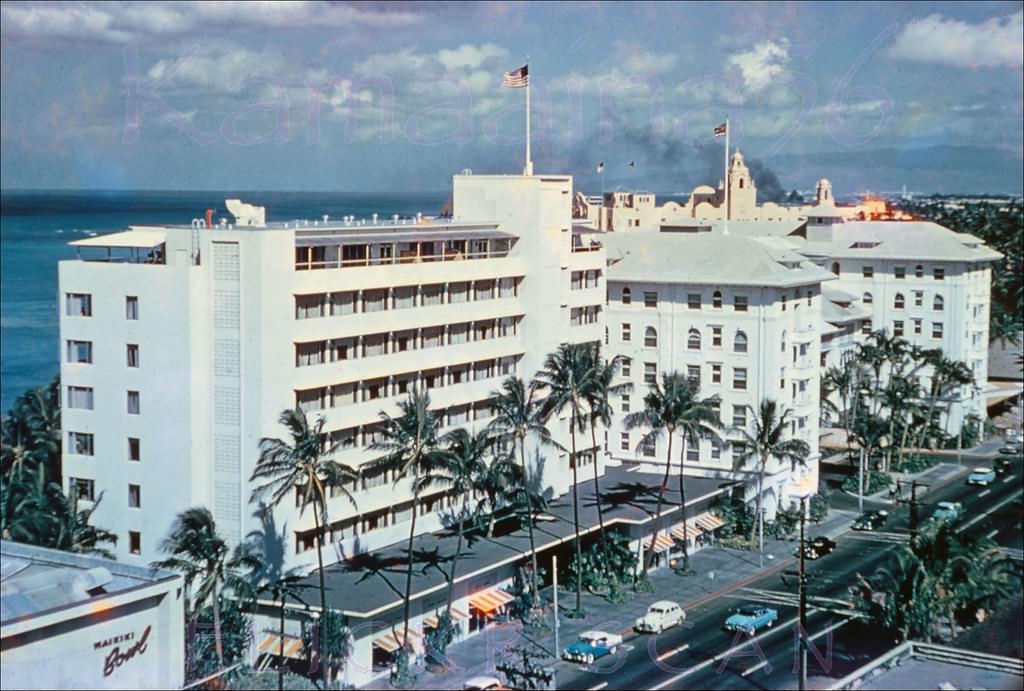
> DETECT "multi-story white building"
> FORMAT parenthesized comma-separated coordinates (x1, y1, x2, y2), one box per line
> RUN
(602, 231, 834, 518)
(58, 173, 605, 568)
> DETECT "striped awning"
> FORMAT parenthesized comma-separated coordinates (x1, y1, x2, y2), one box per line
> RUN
(644, 533, 675, 553)
(671, 521, 703, 542)
(696, 513, 727, 531)
(258, 633, 305, 660)
(373, 629, 422, 654)
(423, 607, 469, 629)
(469, 587, 516, 615)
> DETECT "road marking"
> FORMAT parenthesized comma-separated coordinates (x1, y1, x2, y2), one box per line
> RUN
(978, 489, 991, 497)
(656, 643, 690, 662)
(959, 492, 1021, 532)
(985, 528, 1000, 539)
(1002, 474, 1016, 483)
(742, 618, 853, 677)
(588, 683, 608, 690)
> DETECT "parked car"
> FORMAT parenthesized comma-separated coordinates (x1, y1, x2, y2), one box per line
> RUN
(994, 458, 1014, 476)
(998, 444, 1022, 456)
(852, 510, 888, 531)
(635, 600, 686, 633)
(967, 467, 997, 486)
(463, 676, 507, 691)
(724, 605, 779, 635)
(562, 631, 623, 664)
(795, 536, 837, 560)
(930, 501, 964, 523)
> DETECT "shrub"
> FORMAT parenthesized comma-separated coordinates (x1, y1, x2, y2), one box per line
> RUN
(891, 454, 938, 474)
(809, 491, 831, 524)
(768, 505, 801, 539)
(713, 501, 755, 539)
(842, 469, 891, 495)
(562, 533, 637, 594)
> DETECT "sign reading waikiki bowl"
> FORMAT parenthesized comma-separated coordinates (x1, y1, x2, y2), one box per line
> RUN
(93, 625, 152, 677)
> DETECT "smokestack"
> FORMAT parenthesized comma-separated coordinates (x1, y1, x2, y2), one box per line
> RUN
(205, 208, 214, 229)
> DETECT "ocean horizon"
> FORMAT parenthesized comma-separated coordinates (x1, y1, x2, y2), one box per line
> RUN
(0, 188, 450, 412)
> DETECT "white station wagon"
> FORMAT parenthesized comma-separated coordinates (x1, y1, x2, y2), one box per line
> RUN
(635, 600, 686, 633)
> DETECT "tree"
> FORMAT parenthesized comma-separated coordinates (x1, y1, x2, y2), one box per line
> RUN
(368, 390, 445, 652)
(1, 375, 61, 480)
(53, 491, 119, 559)
(913, 355, 974, 451)
(489, 376, 552, 609)
(152, 508, 259, 668)
(260, 574, 311, 691)
(250, 408, 358, 685)
(822, 359, 866, 463)
(532, 343, 595, 616)
(733, 400, 810, 564)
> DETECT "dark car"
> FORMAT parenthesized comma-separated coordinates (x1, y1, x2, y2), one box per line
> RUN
(852, 510, 888, 531)
(994, 458, 1013, 477)
(798, 536, 836, 559)
(998, 444, 1022, 456)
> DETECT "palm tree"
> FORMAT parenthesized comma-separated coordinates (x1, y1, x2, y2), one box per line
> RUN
(473, 448, 521, 538)
(368, 390, 445, 650)
(1, 376, 61, 479)
(488, 376, 551, 608)
(152, 507, 259, 668)
(914, 355, 974, 450)
(532, 344, 595, 617)
(54, 491, 119, 559)
(582, 345, 632, 561)
(734, 400, 810, 565)
(250, 408, 358, 685)
(261, 574, 311, 691)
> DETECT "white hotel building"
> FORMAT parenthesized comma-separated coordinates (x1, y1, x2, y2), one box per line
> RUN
(58, 173, 605, 567)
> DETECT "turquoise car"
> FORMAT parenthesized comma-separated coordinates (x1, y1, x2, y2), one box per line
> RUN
(930, 501, 964, 523)
(562, 630, 623, 664)
(967, 467, 996, 486)
(724, 605, 778, 635)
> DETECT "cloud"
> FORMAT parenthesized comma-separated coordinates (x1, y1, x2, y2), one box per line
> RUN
(613, 42, 678, 75)
(0, 1, 422, 44)
(727, 39, 790, 92)
(145, 43, 294, 96)
(887, 11, 1023, 69)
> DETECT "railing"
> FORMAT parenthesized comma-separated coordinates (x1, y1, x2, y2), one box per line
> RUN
(571, 242, 602, 253)
(295, 249, 510, 271)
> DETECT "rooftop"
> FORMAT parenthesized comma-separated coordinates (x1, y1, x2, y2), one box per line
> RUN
(800, 220, 1003, 262)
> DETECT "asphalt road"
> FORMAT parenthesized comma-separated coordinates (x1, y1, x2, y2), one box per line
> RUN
(551, 458, 1023, 690)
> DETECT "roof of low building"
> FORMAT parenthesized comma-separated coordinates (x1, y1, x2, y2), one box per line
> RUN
(799, 221, 1003, 263)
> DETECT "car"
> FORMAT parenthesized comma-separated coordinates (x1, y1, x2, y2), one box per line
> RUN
(463, 676, 507, 691)
(724, 605, 779, 635)
(930, 501, 964, 523)
(852, 510, 889, 531)
(635, 600, 686, 633)
(967, 467, 997, 486)
(994, 458, 1013, 477)
(795, 536, 837, 560)
(998, 444, 1022, 456)
(562, 631, 623, 664)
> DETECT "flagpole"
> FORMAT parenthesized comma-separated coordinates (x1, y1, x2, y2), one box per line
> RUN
(524, 63, 532, 176)
(723, 116, 730, 235)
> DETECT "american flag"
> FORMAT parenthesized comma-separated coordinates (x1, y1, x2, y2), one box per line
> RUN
(502, 65, 528, 88)
(714, 122, 727, 137)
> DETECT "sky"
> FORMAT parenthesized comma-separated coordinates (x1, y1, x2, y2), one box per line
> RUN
(1, 1, 1022, 196)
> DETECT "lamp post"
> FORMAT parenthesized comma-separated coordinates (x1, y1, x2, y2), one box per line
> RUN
(798, 495, 808, 691)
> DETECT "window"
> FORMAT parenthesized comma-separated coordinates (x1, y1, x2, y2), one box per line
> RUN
(933, 268, 944, 281)
(68, 431, 94, 456)
(641, 438, 656, 458)
(733, 295, 748, 312)
(66, 340, 92, 364)
(863, 292, 873, 305)
(711, 441, 722, 460)
(933, 295, 944, 311)
(711, 326, 722, 347)
(129, 484, 141, 508)
(393, 286, 416, 309)
(781, 294, 787, 311)
(831, 262, 840, 276)
(862, 266, 874, 278)
(687, 293, 701, 310)
(622, 359, 631, 377)
(644, 291, 658, 308)
(421, 284, 444, 306)
(894, 266, 906, 279)
(712, 290, 723, 309)
(127, 390, 140, 415)
(732, 406, 747, 428)
(621, 394, 631, 413)
(806, 289, 813, 306)
(129, 531, 141, 555)
(894, 293, 904, 309)
(621, 287, 632, 304)
(893, 320, 904, 337)
(125, 296, 139, 320)
(688, 329, 701, 350)
(295, 294, 324, 319)
(915, 264, 924, 278)
(687, 365, 700, 385)
(65, 293, 92, 317)
(128, 437, 141, 462)
(66, 386, 94, 410)
(621, 323, 631, 342)
(733, 331, 748, 353)
(781, 331, 787, 353)
(733, 367, 747, 390)
(862, 319, 873, 335)
(620, 432, 630, 451)
(914, 291, 923, 307)
(913, 318, 922, 335)
(780, 367, 786, 389)
(711, 364, 722, 384)
(732, 441, 747, 458)
(932, 322, 944, 339)
(686, 445, 699, 462)
(364, 288, 389, 311)
(644, 362, 657, 385)
(70, 477, 95, 502)
(126, 344, 139, 368)
(644, 327, 658, 348)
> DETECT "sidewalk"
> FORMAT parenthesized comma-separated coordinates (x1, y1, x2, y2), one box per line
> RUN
(836, 461, 970, 509)
(359, 510, 856, 690)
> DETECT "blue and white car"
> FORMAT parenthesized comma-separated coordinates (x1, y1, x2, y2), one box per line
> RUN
(967, 467, 996, 486)
(930, 501, 964, 523)
(562, 630, 623, 664)
(724, 605, 778, 635)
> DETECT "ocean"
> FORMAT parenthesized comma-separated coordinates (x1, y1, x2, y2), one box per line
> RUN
(0, 190, 447, 412)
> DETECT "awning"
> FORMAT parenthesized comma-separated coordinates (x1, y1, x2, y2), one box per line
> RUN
(696, 513, 727, 531)
(671, 520, 703, 542)
(373, 629, 421, 654)
(258, 633, 305, 659)
(469, 587, 516, 615)
(644, 533, 675, 553)
(70, 230, 167, 248)
(423, 607, 469, 629)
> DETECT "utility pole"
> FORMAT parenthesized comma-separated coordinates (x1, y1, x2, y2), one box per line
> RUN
(858, 447, 865, 513)
(908, 480, 927, 545)
(552, 554, 560, 659)
(798, 496, 808, 691)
